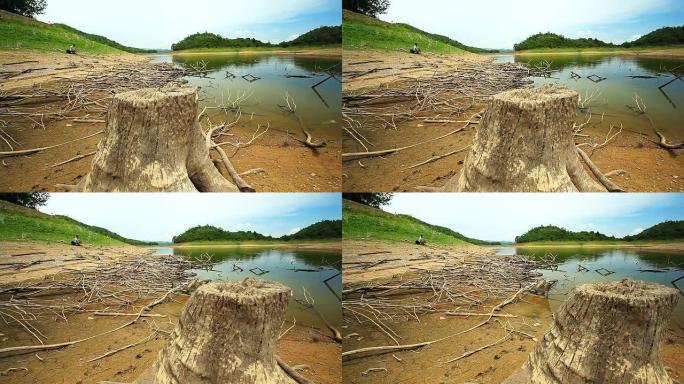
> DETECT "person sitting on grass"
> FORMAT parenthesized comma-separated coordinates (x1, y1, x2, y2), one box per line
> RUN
(415, 234, 426, 246)
(66, 44, 77, 54)
(71, 235, 81, 246)
(410, 43, 421, 54)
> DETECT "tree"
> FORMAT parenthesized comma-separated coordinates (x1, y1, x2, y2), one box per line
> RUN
(0, 0, 47, 17)
(0, 193, 49, 209)
(343, 193, 393, 208)
(343, 0, 390, 17)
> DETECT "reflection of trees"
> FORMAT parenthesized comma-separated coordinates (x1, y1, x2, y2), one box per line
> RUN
(174, 248, 341, 270)
(514, 55, 684, 76)
(171, 55, 341, 75)
(517, 247, 683, 270)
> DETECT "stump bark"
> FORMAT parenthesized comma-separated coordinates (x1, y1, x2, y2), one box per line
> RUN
(504, 279, 679, 384)
(134, 279, 295, 384)
(77, 84, 238, 192)
(443, 84, 604, 192)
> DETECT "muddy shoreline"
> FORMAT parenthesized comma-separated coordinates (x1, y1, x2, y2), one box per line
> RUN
(341, 240, 684, 383)
(0, 242, 341, 384)
(341, 50, 683, 192)
(0, 51, 341, 192)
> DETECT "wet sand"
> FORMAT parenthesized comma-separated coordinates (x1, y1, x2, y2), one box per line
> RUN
(0, 242, 341, 384)
(342, 50, 683, 192)
(0, 51, 341, 192)
(342, 240, 684, 383)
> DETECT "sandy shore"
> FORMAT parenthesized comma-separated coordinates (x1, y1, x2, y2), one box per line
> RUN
(0, 241, 341, 384)
(341, 240, 684, 383)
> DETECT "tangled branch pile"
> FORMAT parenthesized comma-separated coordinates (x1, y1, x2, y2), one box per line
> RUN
(0, 252, 211, 349)
(342, 59, 532, 151)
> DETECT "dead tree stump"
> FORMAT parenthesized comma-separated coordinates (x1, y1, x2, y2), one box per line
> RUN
(443, 84, 604, 192)
(134, 279, 294, 384)
(504, 279, 679, 384)
(77, 85, 238, 192)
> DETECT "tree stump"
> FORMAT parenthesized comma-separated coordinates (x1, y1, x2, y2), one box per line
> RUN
(77, 84, 238, 192)
(134, 279, 295, 384)
(504, 279, 679, 384)
(442, 84, 604, 192)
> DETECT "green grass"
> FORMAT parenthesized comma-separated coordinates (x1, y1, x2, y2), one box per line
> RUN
(343, 200, 469, 245)
(0, 10, 121, 53)
(342, 10, 468, 53)
(515, 45, 684, 54)
(172, 45, 339, 54)
(0, 201, 125, 245)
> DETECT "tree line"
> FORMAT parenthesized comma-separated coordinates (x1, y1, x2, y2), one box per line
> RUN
(515, 221, 684, 243)
(172, 220, 342, 243)
(171, 26, 341, 51)
(515, 26, 684, 51)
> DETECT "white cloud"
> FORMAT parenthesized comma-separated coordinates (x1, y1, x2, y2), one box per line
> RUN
(289, 227, 302, 234)
(630, 227, 645, 235)
(287, 34, 300, 41)
(38, 0, 336, 48)
(576, 30, 594, 37)
(234, 30, 251, 37)
(630, 33, 643, 41)
(385, 193, 680, 241)
(380, 0, 674, 48)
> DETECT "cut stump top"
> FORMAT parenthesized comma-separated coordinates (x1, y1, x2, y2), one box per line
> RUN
(199, 278, 291, 303)
(114, 84, 197, 105)
(494, 84, 577, 108)
(575, 278, 678, 304)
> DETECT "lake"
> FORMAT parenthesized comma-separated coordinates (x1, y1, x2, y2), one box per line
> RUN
(151, 54, 341, 139)
(152, 246, 342, 330)
(496, 246, 684, 325)
(492, 54, 684, 140)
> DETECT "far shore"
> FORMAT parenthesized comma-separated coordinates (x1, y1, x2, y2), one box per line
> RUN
(512, 241, 684, 253)
(169, 240, 342, 252)
(513, 46, 684, 57)
(169, 46, 341, 57)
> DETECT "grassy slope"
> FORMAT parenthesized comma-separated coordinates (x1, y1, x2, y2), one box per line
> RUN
(342, 10, 468, 53)
(0, 201, 126, 245)
(343, 200, 471, 245)
(0, 9, 121, 53)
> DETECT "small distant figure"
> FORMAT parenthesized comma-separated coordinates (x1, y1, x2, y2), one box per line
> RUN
(415, 234, 426, 246)
(71, 235, 81, 246)
(66, 44, 77, 54)
(410, 43, 421, 54)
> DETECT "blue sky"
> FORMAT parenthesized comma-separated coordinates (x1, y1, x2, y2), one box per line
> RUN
(385, 193, 684, 242)
(41, 193, 341, 242)
(380, 0, 684, 49)
(37, 0, 341, 49)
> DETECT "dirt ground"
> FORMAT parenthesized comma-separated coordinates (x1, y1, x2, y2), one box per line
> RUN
(341, 240, 684, 384)
(0, 51, 341, 192)
(341, 50, 684, 192)
(0, 242, 341, 384)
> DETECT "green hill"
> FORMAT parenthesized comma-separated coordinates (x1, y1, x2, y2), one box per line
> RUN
(0, 201, 154, 245)
(624, 221, 684, 241)
(515, 26, 684, 51)
(625, 26, 684, 47)
(342, 199, 494, 245)
(172, 225, 273, 243)
(342, 10, 493, 53)
(515, 225, 616, 243)
(172, 26, 341, 51)
(282, 220, 342, 240)
(0, 9, 150, 53)
(281, 26, 341, 47)
(514, 32, 614, 51)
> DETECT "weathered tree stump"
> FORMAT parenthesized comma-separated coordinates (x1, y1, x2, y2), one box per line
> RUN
(134, 279, 295, 384)
(504, 279, 679, 384)
(443, 84, 604, 192)
(77, 84, 238, 192)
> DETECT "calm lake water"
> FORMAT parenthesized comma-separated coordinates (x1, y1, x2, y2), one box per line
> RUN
(152, 247, 342, 329)
(151, 54, 341, 138)
(496, 246, 684, 325)
(492, 54, 684, 139)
